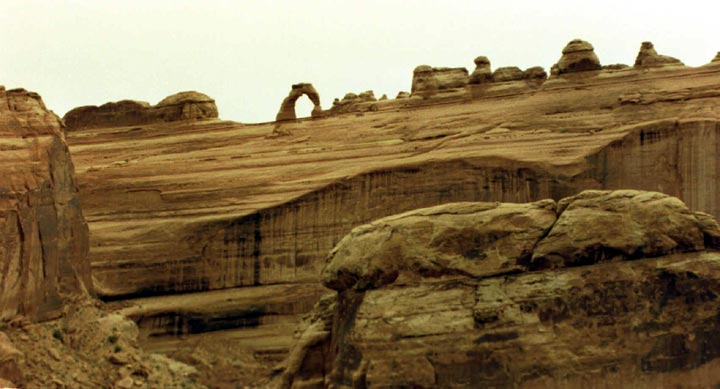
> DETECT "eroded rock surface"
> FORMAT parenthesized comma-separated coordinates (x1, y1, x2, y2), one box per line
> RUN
(63, 91, 217, 130)
(469, 56, 492, 84)
(64, 47, 720, 380)
(554, 39, 602, 75)
(276, 83, 323, 121)
(412, 65, 469, 97)
(634, 41, 684, 68)
(277, 191, 720, 388)
(492, 66, 524, 82)
(0, 86, 90, 322)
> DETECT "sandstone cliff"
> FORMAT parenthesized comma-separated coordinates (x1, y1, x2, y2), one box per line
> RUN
(276, 190, 720, 388)
(61, 40, 720, 382)
(0, 86, 90, 322)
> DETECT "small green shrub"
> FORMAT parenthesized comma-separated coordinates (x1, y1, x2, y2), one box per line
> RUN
(114, 345, 122, 353)
(107, 334, 119, 344)
(52, 328, 63, 341)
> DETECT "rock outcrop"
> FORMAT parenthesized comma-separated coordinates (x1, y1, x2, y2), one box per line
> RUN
(63, 91, 218, 130)
(492, 66, 524, 82)
(634, 41, 684, 68)
(553, 39, 602, 75)
(411, 65, 468, 97)
(469, 56, 492, 84)
(276, 83, 323, 121)
(522, 66, 547, 80)
(0, 86, 91, 322)
(276, 190, 720, 388)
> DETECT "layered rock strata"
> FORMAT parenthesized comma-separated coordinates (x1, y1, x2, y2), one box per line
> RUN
(63, 91, 218, 130)
(276, 190, 720, 388)
(65, 44, 720, 371)
(553, 39, 602, 75)
(469, 56, 492, 84)
(0, 87, 90, 322)
(411, 65, 469, 97)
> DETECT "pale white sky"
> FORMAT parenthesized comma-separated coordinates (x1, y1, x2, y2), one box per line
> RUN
(2, 0, 719, 123)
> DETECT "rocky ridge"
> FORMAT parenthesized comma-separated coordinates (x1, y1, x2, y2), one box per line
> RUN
(276, 190, 720, 388)
(63, 91, 218, 130)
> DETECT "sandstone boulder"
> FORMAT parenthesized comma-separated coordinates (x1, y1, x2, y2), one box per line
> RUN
(0, 332, 23, 384)
(531, 190, 706, 269)
(395, 91, 410, 99)
(322, 200, 557, 291)
(279, 191, 720, 388)
(63, 91, 218, 130)
(554, 39, 602, 75)
(412, 66, 468, 97)
(713, 52, 720, 63)
(634, 41, 683, 68)
(522, 66, 547, 80)
(469, 56, 492, 84)
(276, 83, 322, 121)
(492, 66, 524, 82)
(154, 91, 218, 121)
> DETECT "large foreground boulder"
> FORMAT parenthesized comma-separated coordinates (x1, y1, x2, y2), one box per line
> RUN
(276, 190, 720, 388)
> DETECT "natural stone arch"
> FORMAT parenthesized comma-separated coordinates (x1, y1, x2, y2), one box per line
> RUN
(276, 83, 323, 121)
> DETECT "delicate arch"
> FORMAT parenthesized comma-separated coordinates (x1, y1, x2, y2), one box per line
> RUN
(276, 83, 323, 121)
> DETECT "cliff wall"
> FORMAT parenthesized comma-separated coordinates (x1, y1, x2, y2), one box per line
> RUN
(0, 87, 90, 322)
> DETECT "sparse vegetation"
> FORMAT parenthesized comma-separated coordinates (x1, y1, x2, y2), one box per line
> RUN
(114, 345, 122, 353)
(107, 334, 119, 344)
(52, 328, 63, 341)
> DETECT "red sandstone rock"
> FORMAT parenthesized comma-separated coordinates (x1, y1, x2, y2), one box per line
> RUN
(0, 86, 90, 322)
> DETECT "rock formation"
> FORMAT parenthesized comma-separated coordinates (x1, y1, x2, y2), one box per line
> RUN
(63, 91, 218, 130)
(634, 41, 684, 68)
(713, 52, 720, 63)
(469, 56, 492, 84)
(276, 190, 720, 388)
(411, 65, 468, 97)
(522, 66, 547, 80)
(276, 83, 323, 121)
(0, 87, 90, 322)
(553, 39, 602, 75)
(59, 41, 720, 385)
(492, 66, 524, 82)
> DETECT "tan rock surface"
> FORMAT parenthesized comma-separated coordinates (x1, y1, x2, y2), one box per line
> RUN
(277, 192, 720, 388)
(469, 55, 492, 84)
(492, 66, 524, 82)
(0, 86, 90, 322)
(63, 50, 720, 381)
(554, 39, 602, 75)
(276, 83, 323, 121)
(634, 41, 684, 68)
(63, 91, 218, 130)
(0, 332, 23, 384)
(323, 200, 557, 291)
(412, 65, 468, 97)
(531, 190, 708, 269)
